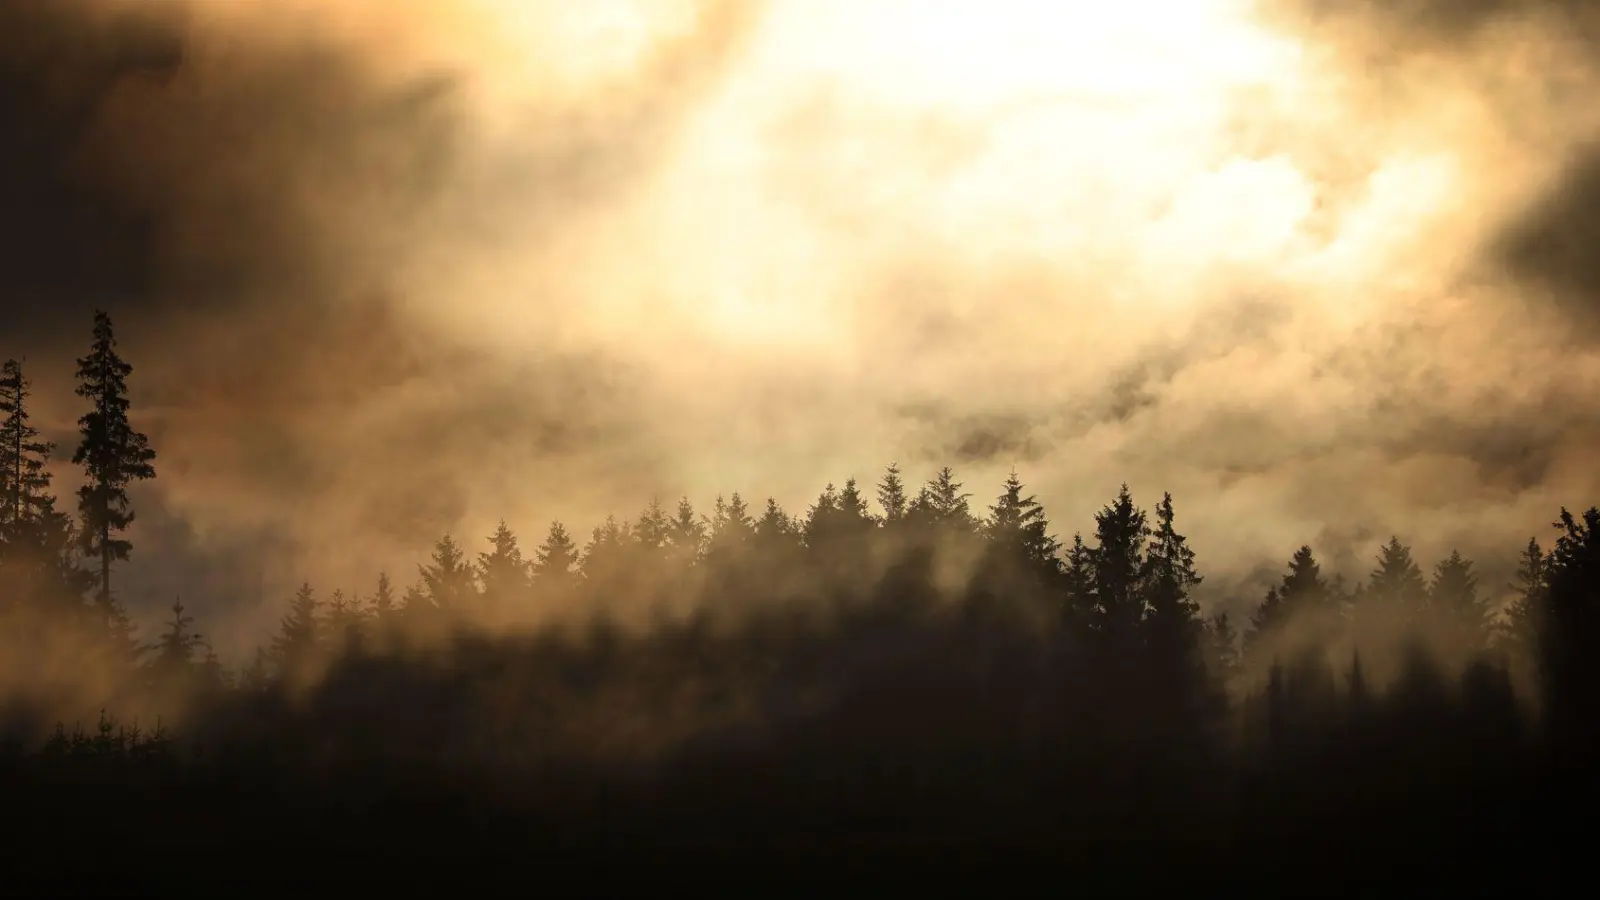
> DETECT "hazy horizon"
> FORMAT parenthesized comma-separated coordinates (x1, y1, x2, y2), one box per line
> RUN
(5, 0, 1599, 661)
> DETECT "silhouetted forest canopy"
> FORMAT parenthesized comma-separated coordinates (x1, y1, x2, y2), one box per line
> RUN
(1, 312, 1595, 889)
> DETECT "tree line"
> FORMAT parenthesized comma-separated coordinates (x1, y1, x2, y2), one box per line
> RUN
(2, 311, 1597, 888)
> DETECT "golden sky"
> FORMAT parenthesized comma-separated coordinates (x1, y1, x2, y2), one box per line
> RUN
(7, 0, 1600, 649)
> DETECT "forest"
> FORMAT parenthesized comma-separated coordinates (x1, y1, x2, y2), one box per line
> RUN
(1, 311, 1594, 890)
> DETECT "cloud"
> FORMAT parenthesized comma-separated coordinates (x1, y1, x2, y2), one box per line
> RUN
(6, 0, 1600, 652)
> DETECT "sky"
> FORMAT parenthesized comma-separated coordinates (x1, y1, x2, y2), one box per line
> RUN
(4, 0, 1600, 657)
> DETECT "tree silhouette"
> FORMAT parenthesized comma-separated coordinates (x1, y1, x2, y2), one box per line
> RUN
(419, 535, 476, 617)
(0, 358, 89, 615)
(915, 466, 977, 534)
(876, 462, 909, 525)
(668, 497, 707, 570)
(149, 598, 203, 688)
(1088, 484, 1148, 648)
(478, 522, 530, 614)
(371, 572, 397, 620)
(0, 359, 53, 534)
(533, 521, 580, 584)
(269, 583, 319, 677)
(1142, 493, 1202, 647)
(983, 470, 1061, 585)
(1500, 537, 1545, 660)
(1427, 550, 1489, 657)
(1364, 537, 1427, 628)
(70, 311, 156, 621)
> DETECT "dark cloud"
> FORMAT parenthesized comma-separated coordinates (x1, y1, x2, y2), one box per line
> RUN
(1491, 147, 1600, 334)
(0, 0, 764, 629)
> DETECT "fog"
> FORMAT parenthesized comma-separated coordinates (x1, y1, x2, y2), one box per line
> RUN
(2, 0, 1597, 658)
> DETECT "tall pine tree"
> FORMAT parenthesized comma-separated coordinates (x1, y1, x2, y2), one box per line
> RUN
(1088, 484, 1148, 649)
(983, 470, 1061, 584)
(478, 522, 531, 613)
(269, 582, 319, 677)
(533, 521, 580, 584)
(0, 359, 89, 615)
(876, 463, 908, 526)
(71, 311, 156, 620)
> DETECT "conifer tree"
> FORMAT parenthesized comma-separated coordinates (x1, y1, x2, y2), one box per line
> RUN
(1427, 550, 1489, 654)
(668, 497, 707, 569)
(836, 478, 874, 527)
(0, 359, 53, 537)
(984, 470, 1061, 582)
(1246, 547, 1330, 663)
(325, 588, 366, 645)
(633, 499, 671, 561)
(371, 572, 397, 620)
(0, 359, 89, 614)
(1365, 537, 1427, 626)
(753, 498, 803, 575)
(419, 535, 477, 615)
(581, 515, 632, 602)
(1062, 533, 1095, 629)
(1141, 492, 1203, 653)
(71, 311, 156, 619)
(755, 498, 795, 545)
(478, 522, 531, 612)
(150, 597, 203, 685)
(533, 521, 580, 583)
(921, 467, 977, 533)
(1500, 537, 1545, 658)
(1088, 484, 1148, 646)
(876, 463, 908, 525)
(1538, 507, 1600, 751)
(269, 583, 319, 676)
(803, 482, 839, 547)
(1279, 546, 1328, 612)
(706, 493, 755, 560)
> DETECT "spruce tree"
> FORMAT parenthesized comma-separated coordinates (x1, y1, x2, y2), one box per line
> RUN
(581, 516, 631, 598)
(1427, 550, 1489, 654)
(1061, 533, 1095, 630)
(269, 583, 319, 676)
(1500, 537, 1545, 658)
(706, 494, 755, 561)
(633, 499, 672, 563)
(419, 535, 477, 616)
(668, 497, 707, 569)
(1366, 537, 1427, 625)
(0, 359, 89, 614)
(1088, 484, 1148, 647)
(1279, 546, 1328, 612)
(836, 478, 874, 527)
(71, 311, 156, 619)
(803, 482, 839, 548)
(0, 359, 53, 537)
(371, 572, 397, 620)
(922, 467, 977, 533)
(149, 597, 203, 686)
(1538, 507, 1600, 753)
(325, 588, 366, 647)
(1246, 546, 1330, 662)
(1141, 493, 1203, 644)
(984, 470, 1061, 582)
(533, 521, 580, 583)
(478, 522, 531, 612)
(876, 463, 908, 525)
